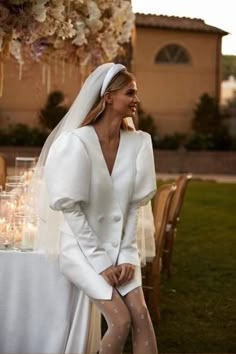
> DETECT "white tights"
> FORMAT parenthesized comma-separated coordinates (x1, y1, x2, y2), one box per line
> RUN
(92, 287, 158, 354)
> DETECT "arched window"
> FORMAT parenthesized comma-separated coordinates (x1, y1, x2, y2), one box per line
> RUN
(155, 44, 190, 64)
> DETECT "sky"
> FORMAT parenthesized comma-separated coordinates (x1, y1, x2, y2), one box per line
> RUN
(131, 0, 236, 56)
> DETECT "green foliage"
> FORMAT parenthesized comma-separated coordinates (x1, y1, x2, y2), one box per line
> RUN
(188, 93, 235, 150)
(225, 90, 236, 109)
(155, 133, 186, 150)
(0, 124, 48, 146)
(185, 129, 235, 151)
(137, 104, 158, 144)
(39, 90, 68, 130)
(222, 55, 236, 80)
(192, 93, 222, 134)
(184, 132, 210, 150)
(137, 105, 187, 150)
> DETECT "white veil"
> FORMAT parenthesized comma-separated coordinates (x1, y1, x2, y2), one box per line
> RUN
(29, 62, 155, 264)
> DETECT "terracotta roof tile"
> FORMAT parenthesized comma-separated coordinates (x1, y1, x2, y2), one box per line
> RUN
(135, 13, 228, 36)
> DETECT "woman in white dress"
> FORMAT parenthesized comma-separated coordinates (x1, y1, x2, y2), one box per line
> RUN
(41, 63, 158, 354)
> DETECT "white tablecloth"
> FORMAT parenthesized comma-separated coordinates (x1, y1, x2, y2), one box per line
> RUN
(0, 250, 101, 354)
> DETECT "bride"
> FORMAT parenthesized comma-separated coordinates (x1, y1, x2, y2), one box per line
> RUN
(32, 62, 158, 354)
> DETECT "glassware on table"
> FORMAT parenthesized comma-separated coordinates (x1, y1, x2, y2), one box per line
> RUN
(6, 175, 24, 184)
(0, 192, 17, 221)
(5, 182, 24, 195)
(0, 193, 16, 249)
(15, 157, 36, 183)
(13, 213, 37, 250)
(4, 183, 25, 213)
(0, 230, 14, 250)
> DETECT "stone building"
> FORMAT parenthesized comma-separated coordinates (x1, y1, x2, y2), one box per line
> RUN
(133, 13, 228, 135)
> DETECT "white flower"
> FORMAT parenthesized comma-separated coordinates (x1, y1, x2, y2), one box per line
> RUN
(72, 20, 89, 46)
(9, 39, 23, 64)
(72, 0, 86, 7)
(86, 18, 103, 34)
(50, 2, 65, 21)
(57, 19, 76, 40)
(100, 29, 119, 60)
(96, 0, 113, 11)
(112, 2, 135, 44)
(32, 3, 48, 23)
(86, 1, 102, 34)
(1, 0, 134, 70)
(87, 1, 101, 20)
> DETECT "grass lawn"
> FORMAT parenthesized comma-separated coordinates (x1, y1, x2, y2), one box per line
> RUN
(155, 180, 236, 353)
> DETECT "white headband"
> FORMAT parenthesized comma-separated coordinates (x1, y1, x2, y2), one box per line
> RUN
(100, 63, 126, 96)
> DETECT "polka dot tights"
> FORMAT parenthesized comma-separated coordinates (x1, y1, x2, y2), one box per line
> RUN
(92, 287, 158, 354)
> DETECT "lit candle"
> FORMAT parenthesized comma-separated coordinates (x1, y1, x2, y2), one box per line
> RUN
(22, 222, 36, 249)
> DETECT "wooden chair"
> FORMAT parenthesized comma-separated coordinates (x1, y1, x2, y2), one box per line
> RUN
(162, 173, 192, 277)
(0, 154, 7, 189)
(142, 183, 177, 323)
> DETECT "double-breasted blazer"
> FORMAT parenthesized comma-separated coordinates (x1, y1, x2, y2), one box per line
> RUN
(44, 125, 156, 299)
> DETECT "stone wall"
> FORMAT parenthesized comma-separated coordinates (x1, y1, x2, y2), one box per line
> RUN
(154, 150, 236, 175)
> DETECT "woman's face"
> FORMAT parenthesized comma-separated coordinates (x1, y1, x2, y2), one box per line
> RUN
(108, 80, 139, 118)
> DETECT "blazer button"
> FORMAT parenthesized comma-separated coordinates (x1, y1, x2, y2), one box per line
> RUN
(112, 241, 118, 247)
(113, 215, 121, 222)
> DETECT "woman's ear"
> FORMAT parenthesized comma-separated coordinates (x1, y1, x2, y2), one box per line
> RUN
(104, 92, 113, 104)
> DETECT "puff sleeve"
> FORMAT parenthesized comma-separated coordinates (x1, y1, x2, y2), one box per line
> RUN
(44, 131, 90, 211)
(117, 132, 157, 266)
(44, 131, 113, 273)
(132, 132, 157, 206)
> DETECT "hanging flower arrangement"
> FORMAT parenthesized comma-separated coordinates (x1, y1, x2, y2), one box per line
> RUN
(0, 0, 134, 68)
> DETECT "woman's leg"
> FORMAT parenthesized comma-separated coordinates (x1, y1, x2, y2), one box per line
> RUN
(123, 286, 158, 354)
(92, 289, 131, 354)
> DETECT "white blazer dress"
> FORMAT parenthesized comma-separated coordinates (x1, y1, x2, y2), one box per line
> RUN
(44, 125, 156, 300)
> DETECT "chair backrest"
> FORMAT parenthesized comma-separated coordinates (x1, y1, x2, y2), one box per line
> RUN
(0, 154, 7, 189)
(153, 183, 177, 260)
(167, 173, 192, 228)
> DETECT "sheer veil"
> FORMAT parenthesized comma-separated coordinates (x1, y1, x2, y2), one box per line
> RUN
(29, 62, 155, 263)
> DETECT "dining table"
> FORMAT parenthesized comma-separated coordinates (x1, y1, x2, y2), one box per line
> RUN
(0, 249, 101, 354)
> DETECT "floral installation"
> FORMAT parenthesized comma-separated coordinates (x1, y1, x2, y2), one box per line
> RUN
(0, 0, 134, 85)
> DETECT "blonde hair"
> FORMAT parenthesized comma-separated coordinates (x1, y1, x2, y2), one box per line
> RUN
(81, 69, 136, 130)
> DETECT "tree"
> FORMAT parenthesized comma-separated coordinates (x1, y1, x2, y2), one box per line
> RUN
(192, 93, 222, 134)
(39, 91, 68, 131)
(190, 93, 233, 150)
(222, 55, 236, 80)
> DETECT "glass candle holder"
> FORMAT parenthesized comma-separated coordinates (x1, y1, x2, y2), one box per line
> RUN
(6, 175, 24, 184)
(4, 183, 25, 213)
(0, 192, 17, 221)
(5, 182, 24, 195)
(15, 157, 36, 183)
(13, 213, 37, 250)
(0, 230, 14, 250)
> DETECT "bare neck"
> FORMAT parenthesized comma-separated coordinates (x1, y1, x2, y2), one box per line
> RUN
(93, 111, 122, 142)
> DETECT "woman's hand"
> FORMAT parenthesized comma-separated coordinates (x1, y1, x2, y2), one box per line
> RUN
(116, 263, 135, 286)
(100, 266, 119, 287)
